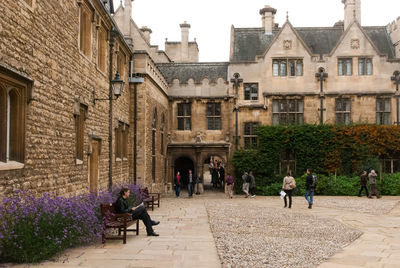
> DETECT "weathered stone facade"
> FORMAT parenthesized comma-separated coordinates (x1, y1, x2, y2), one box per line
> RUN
(0, 0, 133, 195)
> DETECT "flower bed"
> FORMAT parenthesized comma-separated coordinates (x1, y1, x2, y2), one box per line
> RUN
(0, 184, 142, 263)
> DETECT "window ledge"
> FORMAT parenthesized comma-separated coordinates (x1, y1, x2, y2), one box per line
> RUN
(0, 161, 25, 171)
(76, 159, 83, 165)
(123, 157, 128, 161)
(116, 157, 122, 162)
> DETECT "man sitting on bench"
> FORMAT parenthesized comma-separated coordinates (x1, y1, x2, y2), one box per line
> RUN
(116, 187, 160, 236)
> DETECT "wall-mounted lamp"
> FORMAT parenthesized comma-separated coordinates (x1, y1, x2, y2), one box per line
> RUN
(93, 71, 125, 105)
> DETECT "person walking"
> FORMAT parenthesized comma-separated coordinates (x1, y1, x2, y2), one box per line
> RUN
(248, 170, 256, 198)
(226, 173, 235, 199)
(188, 169, 194, 198)
(219, 165, 225, 189)
(304, 169, 315, 209)
(116, 188, 160, 236)
(282, 171, 296, 208)
(242, 171, 250, 198)
(368, 169, 381, 199)
(358, 170, 369, 197)
(174, 171, 182, 198)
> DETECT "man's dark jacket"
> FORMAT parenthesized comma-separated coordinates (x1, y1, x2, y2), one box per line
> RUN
(305, 174, 314, 190)
(115, 196, 132, 214)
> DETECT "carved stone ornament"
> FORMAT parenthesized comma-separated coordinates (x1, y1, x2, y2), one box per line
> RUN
(283, 40, 292, 50)
(351, 39, 360, 49)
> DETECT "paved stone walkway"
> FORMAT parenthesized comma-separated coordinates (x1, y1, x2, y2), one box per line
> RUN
(7, 193, 400, 268)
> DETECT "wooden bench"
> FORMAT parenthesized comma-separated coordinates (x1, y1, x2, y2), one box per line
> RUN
(140, 187, 160, 211)
(101, 203, 139, 244)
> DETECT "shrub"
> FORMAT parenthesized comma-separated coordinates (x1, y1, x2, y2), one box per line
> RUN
(251, 173, 400, 196)
(0, 184, 142, 263)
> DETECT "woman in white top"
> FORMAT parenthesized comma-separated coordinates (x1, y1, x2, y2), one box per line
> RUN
(282, 171, 296, 208)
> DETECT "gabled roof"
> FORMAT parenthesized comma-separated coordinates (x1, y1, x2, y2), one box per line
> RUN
(231, 25, 395, 62)
(157, 63, 228, 84)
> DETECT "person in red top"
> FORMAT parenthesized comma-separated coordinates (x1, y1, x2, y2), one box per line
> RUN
(174, 171, 182, 197)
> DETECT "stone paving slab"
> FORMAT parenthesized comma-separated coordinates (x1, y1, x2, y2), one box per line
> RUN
(3, 194, 400, 267)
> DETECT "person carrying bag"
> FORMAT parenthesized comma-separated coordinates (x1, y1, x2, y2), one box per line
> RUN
(282, 171, 296, 208)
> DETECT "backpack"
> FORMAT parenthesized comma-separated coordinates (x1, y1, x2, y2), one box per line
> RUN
(311, 175, 317, 188)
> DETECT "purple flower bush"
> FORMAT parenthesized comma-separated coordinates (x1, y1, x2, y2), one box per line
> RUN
(0, 184, 141, 263)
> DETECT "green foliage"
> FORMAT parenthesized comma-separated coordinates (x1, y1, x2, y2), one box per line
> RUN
(233, 124, 400, 178)
(253, 173, 400, 196)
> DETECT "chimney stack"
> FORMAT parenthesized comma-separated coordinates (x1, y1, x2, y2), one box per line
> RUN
(180, 21, 190, 61)
(260, 5, 277, 35)
(342, 0, 361, 29)
(140, 26, 152, 43)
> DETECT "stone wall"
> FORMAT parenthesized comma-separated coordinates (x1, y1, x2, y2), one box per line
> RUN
(0, 0, 132, 196)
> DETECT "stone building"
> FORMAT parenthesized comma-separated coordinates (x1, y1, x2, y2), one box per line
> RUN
(1, 0, 400, 196)
(0, 0, 140, 195)
(155, 0, 400, 178)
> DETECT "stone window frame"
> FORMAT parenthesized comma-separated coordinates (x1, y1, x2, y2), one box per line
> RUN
(115, 121, 129, 161)
(376, 98, 391, 125)
(152, 108, 157, 182)
(160, 113, 165, 156)
(272, 98, 304, 126)
(74, 103, 88, 164)
(338, 58, 353, 76)
(358, 57, 373, 76)
(244, 83, 259, 101)
(273, 59, 303, 77)
(206, 102, 221, 130)
(279, 150, 296, 175)
(79, 0, 93, 58)
(97, 24, 107, 73)
(243, 122, 259, 149)
(382, 158, 400, 174)
(0, 71, 31, 168)
(177, 103, 191, 131)
(335, 98, 351, 125)
(117, 50, 126, 79)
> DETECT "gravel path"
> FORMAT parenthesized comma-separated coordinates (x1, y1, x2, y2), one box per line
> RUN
(207, 202, 362, 268)
(314, 197, 399, 215)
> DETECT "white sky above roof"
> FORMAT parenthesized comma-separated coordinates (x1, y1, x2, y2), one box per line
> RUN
(113, 0, 400, 62)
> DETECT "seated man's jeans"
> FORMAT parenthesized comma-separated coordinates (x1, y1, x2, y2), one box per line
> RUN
(131, 206, 154, 235)
(304, 189, 314, 205)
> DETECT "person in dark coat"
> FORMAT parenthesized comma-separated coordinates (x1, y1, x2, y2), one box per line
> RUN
(174, 171, 182, 197)
(219, 165, 225, 189)
(358, 170, 369, 197)
(187, 169, 194, 198)
(304, 169, 315, 209)
(115, 188, 159, 236)
(211, 167, 219, 188)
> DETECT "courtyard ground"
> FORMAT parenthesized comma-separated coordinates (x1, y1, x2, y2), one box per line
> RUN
(4, 193, 400, 268)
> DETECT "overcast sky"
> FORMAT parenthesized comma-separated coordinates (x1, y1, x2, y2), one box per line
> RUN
(113, 0, 400, 62)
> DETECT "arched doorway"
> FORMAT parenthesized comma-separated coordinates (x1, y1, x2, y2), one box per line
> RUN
(174, 156, 195, 188)
(202, 155, 225, 190)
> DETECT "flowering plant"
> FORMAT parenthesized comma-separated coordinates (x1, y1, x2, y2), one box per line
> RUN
(0, 184, 141, 263)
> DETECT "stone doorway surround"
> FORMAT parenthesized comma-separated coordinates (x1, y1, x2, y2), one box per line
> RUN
(167, 142, 230, 188)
